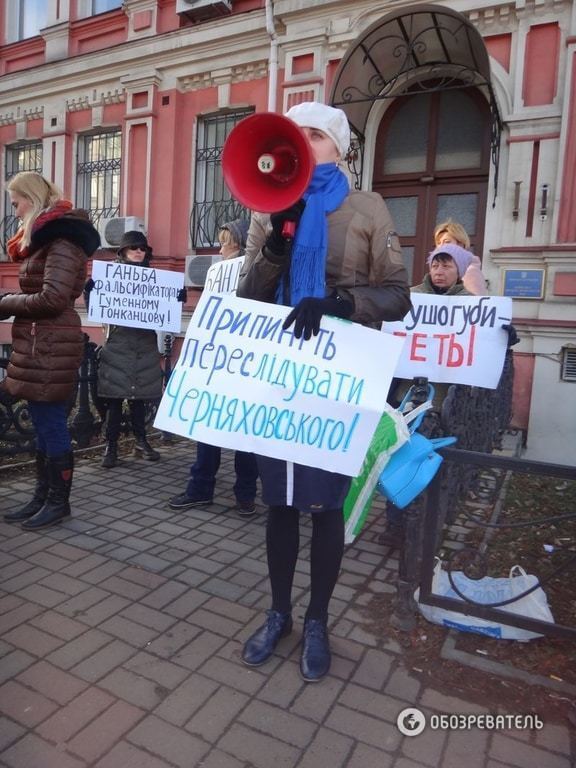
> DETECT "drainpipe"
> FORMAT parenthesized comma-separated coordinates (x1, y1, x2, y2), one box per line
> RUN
(265, 0, 279, 112)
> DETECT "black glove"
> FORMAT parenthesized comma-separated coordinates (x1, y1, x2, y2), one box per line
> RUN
(265, 200, 306, 260)
(83, 278, 95, 309)
(282, 293, 354, 341)
(502, 323, 520, 347)
(176, 287, 187, 303)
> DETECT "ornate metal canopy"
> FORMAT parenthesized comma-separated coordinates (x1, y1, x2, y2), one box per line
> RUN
(330, 3, 502, 197)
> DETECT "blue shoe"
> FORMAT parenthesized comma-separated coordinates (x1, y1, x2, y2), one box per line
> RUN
(242, 610, 292, 667)
(300, 618, 331, 682)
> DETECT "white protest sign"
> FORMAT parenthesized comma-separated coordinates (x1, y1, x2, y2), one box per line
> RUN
(381, 294, 513, 389)
(204, 255, 244, 295)
(88, 260, 184, 332)
(154, 292, 405, 476)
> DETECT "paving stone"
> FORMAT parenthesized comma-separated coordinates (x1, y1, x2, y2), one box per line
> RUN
(124, 652, 190, 689)
(384, 664, 422, 701)
(14, 583, 68, 609)
(47, 629, 113, 670)
(76, 594, 131, 626)
(181, 684, 248, 742)
(420, 688, 489, 716)
(97, 667, 173, 709)
(200, 655, 268, 696)
(339, 683, 406, 723)
(351, 648, 395, 690)
(54, 586, 110, 618)
(0, 680, 59, 727)
(2, 733, 86, 768)
(442, 728, 490, 768)
(534, 722, 572, 755)
(154, 672, 219, 726)
(67, 700, 145, 762)
(186, 607, 244, 637)
(195, 749, 246, 768)
(2, 624, 64, 657)
(160, 588, 210, 619)
(0, 650, 35, 685)
(98, 614, 160, 646)
(144, 620, 202, 659)
(16, 660, 88, 704)
(29, 611, 89, 641)
(118, 605, 176, 636)
(36, 687, 115, 743)
(0, 718, 25, 753)
(128, 714, 210, 767)
(290, 672, 345, 723)
(490, 734, 571, 768)
(93, 740, 174, 768)
(2, 567, 51, 594)
(346, 742, 395, 768)
(71, 639, 137, 682)
(325, 704, 401, 753)
(402, 726, 447, 766)
(239, 699, 316, 748)
(218, 723, 300, 768)
(41, 572, 91, 596)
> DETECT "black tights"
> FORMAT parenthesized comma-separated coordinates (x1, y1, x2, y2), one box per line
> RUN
(105, 399, 146, 442)
(266, 505, 345, 622)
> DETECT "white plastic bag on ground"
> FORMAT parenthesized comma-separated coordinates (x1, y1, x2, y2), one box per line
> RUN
(415, 560, 555, 641)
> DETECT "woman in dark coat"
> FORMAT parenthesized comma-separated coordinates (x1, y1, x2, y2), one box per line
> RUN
(87, 230, 163, 468)
(0, 171, 100, 530)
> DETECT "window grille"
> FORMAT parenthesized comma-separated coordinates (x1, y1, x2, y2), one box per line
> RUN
(191, 109, 253, 249)
(561, 348, 576, 382)
(76, 130, 122, 227)
(1, 140, 43, 256)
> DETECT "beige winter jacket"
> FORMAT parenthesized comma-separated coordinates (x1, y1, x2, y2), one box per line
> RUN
(237, 190, 411, 326)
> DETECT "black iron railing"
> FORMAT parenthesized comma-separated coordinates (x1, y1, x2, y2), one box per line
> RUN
(0, 333, 174, 459)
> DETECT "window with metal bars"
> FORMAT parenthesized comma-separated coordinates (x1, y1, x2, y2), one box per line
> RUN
(76, 130, 122, 227)
(191, 109, 253, 249)
(561, 348, 576, 382)
(1, 140, 43, 258)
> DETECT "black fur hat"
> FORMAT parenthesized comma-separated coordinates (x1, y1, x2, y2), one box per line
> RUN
(117, 230, 152, 263)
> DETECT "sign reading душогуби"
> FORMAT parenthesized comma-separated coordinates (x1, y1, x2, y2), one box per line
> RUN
(154, 292, 404, 476)
(382, 294, 513, 389)
(88, 260, 184, 333)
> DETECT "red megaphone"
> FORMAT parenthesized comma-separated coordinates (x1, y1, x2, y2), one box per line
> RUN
(222, 112, 314, 235)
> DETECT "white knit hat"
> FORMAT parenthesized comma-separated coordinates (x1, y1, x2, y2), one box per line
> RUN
(284, 102, 351, 159)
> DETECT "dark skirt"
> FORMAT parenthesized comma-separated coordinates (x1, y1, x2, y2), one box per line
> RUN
(257, 455, 351, 513)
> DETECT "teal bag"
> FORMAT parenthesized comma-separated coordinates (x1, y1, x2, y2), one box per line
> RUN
(377, 384, 457, 509)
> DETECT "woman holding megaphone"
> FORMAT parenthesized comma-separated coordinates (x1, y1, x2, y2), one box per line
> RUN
(237, 101, 411, 681)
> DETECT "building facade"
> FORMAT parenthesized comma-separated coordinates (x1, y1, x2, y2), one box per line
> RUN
(0, 0, 575, 464)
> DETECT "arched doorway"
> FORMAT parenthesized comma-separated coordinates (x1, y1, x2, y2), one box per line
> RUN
(330, 4, 501, 283)
(373, 87, 491, 282)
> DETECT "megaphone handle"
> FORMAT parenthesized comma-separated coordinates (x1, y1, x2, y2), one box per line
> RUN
(282, 220, 296, 240)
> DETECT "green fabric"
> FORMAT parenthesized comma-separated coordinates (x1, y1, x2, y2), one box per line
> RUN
(343, 408, 408, 544)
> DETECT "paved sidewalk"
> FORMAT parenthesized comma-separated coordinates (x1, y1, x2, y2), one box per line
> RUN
(0, 441, 573, 768)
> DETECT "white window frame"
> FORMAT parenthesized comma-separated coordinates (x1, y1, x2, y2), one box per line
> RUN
(5, 0, 48, 43)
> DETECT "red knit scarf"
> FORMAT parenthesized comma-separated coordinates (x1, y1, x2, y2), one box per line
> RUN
(7, 199, 74, 262)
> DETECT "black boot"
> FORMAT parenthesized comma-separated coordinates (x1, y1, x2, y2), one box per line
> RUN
(21, 452, 73, 531)
(133, 436, 160, 461)
(102, 441, 118, 468)
(4, 451, 48, 523)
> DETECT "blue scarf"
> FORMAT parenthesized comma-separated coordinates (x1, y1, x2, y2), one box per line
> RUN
(277, 163, 349, 306)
